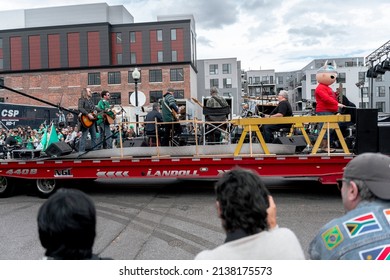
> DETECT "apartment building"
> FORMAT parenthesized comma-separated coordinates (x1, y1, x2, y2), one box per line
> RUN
(196, 58, 241, 117)
(0, 3, 197, 118)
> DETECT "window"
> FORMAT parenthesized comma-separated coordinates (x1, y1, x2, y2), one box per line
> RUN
(173, 90, 184, 99)
(358, 72, 365, 83)
(117, 53, 122, 64)
(170, 68, 184, 81)
(116, 33, 122, 44)
(88, 73, 101, 85)
(310, 74, 317, 85)
(311, 89, 315, 100)
(223, 78, 232, 88)
(157, 30, 163, 41)
(262, 76, 269, 83)
(108, 72, 121, 84)
(223, 92, 230, 97)
(276, 76, 283, 84)
(376, 101, 386, 112)
(172, 50, 177, 62)
(337, 73, 346, 83)
(359, 102, 369, 109)
(149, 69, 162, 82)
(0, 58, 3, 70)
(110, 92, 121, 105)
(210, 79, 219, 88)
(254, 77, 260, 84)
(362, 87, 368, 98)
(130, 32, 136, 43)
(130, 52, 136, 64)
(222, 63, 231, 74)
(209, 64, 218, 75)
(171, 29, 176, 41)
(92, 92, 100, 105)
(150, 90, 163, 103)
(376, 86, 385, 97)
(248, 77, 252, 85)
(157, 51, 163, 63)
(128, 70, 142, 83)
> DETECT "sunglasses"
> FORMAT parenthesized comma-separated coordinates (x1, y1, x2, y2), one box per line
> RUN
(336, 178, 350, 191)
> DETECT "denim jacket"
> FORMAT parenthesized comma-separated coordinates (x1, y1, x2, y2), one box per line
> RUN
(309, 200, 390, 260)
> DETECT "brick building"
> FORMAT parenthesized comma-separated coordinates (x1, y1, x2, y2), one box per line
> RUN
(0, 3, 198, 114)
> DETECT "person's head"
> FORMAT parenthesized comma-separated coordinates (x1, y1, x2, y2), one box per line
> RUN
(215, 168, 270, 235)
(101, 90, 110, 100)
(152, 102, 160, 111)
(167, 88, 175, 94)
(278, 90, 289, 101)
(37, 188, 96, 260)
(210, 86, 219, 96)
(81, 88, 92, 99)
(340, 153, 390, 211)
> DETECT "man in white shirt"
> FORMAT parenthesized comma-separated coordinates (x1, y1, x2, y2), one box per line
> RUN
(195, 168, 305, 260)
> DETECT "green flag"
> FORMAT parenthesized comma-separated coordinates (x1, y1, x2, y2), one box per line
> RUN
(45, 123, 59, 150)
(40, 127, 48, 151)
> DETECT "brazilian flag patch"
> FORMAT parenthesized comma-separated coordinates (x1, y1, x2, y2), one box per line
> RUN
(321, 225, 344, 250)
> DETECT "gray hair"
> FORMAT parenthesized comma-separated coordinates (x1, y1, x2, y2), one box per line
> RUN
(210, 86, 219, 95)
(349, 179, 376, 201)
(152, 102, 159, 110)
(279, 90, 289, 99)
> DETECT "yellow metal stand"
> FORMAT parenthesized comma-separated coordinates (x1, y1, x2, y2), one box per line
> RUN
(231, 114, 351, 156)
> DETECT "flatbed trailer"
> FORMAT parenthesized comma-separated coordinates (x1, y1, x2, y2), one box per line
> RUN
(0, 113, 356, 198)
(0, 147, 353, 198)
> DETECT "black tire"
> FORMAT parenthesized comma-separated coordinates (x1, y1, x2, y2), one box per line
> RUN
(0, 176, 16, 198)
(36, 179, 59, 198)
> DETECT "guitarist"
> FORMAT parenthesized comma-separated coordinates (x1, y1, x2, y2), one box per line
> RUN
(78, 88, 99, 153)
(205, 86, 229, 144)
(96, 90, 113, 149)
(161, 88, 181, 146)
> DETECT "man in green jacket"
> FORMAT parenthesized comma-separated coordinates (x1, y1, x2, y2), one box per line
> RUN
(161, 88, 180, 146)
(96, 90, 114, 149)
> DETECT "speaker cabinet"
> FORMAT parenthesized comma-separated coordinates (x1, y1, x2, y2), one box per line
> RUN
(378, 125, 390, 155)
(46, 142, 73, 157)
(355, 109, 378, 154)
(273, 135, 307, 153)
(123, 137, 147, 147)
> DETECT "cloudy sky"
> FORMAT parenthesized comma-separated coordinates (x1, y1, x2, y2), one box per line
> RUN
(2, 0, 389, 71)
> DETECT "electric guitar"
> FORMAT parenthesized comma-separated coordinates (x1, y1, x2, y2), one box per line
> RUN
(162, 98, 180, 121)
(191, 97, 203, 108)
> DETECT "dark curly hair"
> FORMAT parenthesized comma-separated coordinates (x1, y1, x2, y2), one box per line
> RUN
(215, 168, 270, 235)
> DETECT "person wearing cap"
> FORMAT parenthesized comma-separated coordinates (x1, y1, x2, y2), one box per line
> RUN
(161, 88, 180, 146)
(309, 152, 390, 260)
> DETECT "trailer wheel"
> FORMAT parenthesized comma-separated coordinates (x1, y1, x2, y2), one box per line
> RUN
(36, 179, 58, 198)
(0, 176, 15, 198)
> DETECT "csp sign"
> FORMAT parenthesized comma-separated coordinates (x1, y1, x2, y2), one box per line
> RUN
(1, 109, 20, 117)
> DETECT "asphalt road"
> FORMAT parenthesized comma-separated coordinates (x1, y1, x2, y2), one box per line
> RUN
(0, 177, 344, 260)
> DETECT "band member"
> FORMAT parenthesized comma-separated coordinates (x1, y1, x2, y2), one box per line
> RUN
(96, 90, 113, 149)
(78, 88, 99, 153)
(261, 90, 293, 143)
(205, 87, 229, 144)
(161, 88, 181, 146)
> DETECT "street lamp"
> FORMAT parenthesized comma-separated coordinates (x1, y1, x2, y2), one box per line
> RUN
(132, 67, 141, 136)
